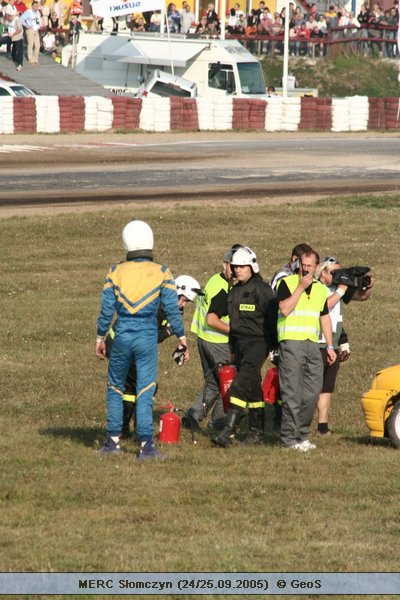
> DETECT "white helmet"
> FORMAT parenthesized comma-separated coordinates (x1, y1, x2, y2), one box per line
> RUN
(122, 220, 153, 252)
(231, 246, 259, 274)
(175, 275, 203, 302)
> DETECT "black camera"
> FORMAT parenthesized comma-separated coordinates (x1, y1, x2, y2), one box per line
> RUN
(331, 266, 371, 291)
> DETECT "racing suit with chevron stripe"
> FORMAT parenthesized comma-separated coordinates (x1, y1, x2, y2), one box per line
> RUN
(97, 254, 185, 441)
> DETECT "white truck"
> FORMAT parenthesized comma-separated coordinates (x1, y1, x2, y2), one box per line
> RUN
(62, 32, 270, 98)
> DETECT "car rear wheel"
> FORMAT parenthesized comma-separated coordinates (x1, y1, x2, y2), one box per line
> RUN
(387, 401, 400, 448)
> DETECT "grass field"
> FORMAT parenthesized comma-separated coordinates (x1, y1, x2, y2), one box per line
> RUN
(262, 55, 400, 97)
(1, 195, 400, 598)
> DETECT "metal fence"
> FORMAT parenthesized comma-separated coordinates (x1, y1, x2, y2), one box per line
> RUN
(225, 24, 399, 59)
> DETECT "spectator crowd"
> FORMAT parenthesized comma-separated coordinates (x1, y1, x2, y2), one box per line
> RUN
(0, 0, 398, 70)
(0, 0, 83, 68)
(103, 0, 399, 59)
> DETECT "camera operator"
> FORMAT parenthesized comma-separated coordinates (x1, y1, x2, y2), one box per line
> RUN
(316, 257, 373, 434)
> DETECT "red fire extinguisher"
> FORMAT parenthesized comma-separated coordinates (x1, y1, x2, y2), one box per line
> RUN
(159, 403, 181, 444)
(262, 366, 280, 404)
(218, 364, 236, 413)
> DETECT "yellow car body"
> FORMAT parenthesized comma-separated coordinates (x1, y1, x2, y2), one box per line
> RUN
(361, 365, 400, 446)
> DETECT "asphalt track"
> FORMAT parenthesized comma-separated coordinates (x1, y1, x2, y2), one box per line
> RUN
(0, 132, 399, 212)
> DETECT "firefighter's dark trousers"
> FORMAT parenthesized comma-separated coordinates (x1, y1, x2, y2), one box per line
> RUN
(229, 337, 267, 415)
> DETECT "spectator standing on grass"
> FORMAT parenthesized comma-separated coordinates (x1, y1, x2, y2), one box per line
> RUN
(96, 220, 188, 460)
(276, 250, 336, 452)
(212, 247, 277, 448)
(315, 257, 373, 435)
(21, 0, 41, 66)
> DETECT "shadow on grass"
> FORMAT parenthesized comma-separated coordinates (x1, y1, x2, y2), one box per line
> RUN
(344, 434, 396, 449)
(39, 426, 104, 447)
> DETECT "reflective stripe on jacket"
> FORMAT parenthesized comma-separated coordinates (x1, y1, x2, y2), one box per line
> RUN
(190, 272, 229, 344)
(277, 274, 328, 343)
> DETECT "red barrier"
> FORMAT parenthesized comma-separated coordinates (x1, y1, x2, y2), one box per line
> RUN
(59, 96, 85, 132)
(299, 97, 317, 129)
(232, 98, 250, 129)
(13, 97, 36, 133)
(368, 97, 385, 129)
(170, 97, 199, 130)
(315, 97, 332, 130)
(249, 99, 266, 129)
(232, 99, 266, 130)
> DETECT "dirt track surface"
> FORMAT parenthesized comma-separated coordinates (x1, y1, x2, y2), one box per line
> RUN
(0, 131, 399, 218)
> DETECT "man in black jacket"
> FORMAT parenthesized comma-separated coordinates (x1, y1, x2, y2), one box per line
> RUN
(212, 246, 277, 447)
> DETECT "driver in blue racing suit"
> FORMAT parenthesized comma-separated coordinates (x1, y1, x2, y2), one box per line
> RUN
(95, 220, 189, 460)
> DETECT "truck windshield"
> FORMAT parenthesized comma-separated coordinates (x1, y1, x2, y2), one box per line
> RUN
(237, 62, 266, 95)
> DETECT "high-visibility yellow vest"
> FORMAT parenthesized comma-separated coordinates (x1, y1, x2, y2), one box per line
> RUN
(191, 273, 229, 344)
(277, 274, 328, 343)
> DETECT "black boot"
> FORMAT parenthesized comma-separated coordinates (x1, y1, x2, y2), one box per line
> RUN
(212, 408, 242, 448)
(242, 407, 265, 445)
(121, 400, 135, 439)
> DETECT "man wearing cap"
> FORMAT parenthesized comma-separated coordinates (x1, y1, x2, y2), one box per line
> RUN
(183, 245, 242, 433)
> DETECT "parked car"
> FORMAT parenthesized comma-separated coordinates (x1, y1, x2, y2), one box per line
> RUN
(0, 78, 35, 97)
(361, 364, 400, 448)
